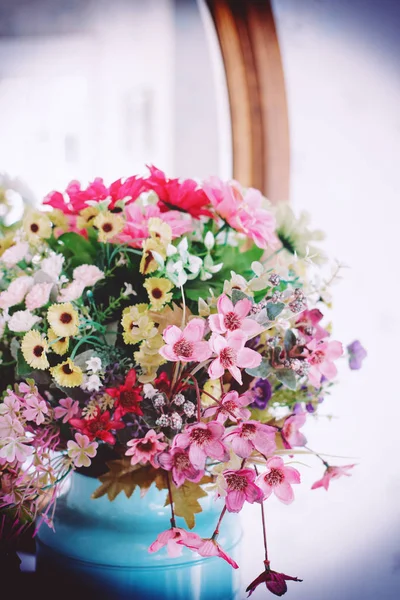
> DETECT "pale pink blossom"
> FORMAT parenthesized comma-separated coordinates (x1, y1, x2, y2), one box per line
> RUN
(306, 339, 343, 386)
(209, 294, 261, 338)
(256, 456, 301, 504)
(0, 276, 34, 309)
(224, 420, 276, 458)
(0, 437, 34, 463)
(208, 331, 261, 385)
(125, 429, 167, 468)
(159, 318, 212, 363)
(311, 464, 356, 491)
(149, 527, 200, 558)
(0, 414, 24, 439)
(23, 394, 49, 425)
(40, 253, 65, 281)
(219, 468, 263, 512)
(157, 446, 204, 487)
(67, 433, 98, 468)
(8, 309, 41, 332)
(57, 279, 85, 302)
(72, 264, 105, 287)
(0, 391, 21, 418)
(203, 390, 252, 424)
(54, 397, 79, 424)
(119, 204, 192, 247)
(0, 241, 29, 268)
(281, 413, 307, 448)
(173, 421, 229, 469)
(177, 533, 239, 569)
(25, 282, 53, 310)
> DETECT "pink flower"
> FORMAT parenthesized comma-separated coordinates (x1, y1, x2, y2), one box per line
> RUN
(148, 527, 200, 558)
(1, 391, 21, 418)
(23, 395, 49, 425)
(306, 339, 343, 387)
(209, 294, 261, 338)
(296, 308, 328, 341)
(67, 433, 98, 468)
(57, 279, 85, 302)
(0, 414, 24, 439)
(177, 532, 239, 569)
(281, 413, 307, 448)
(25, 282, 53, 311)
(0, 276, 34, 309)
(72, 265, 105, 287)
(203, 390, 251, 424)
(119, 203, 192, 247)
(0, 437, 34, 463)
(0, 241, 29, 268)
(173, 421, 229, 469)
(208, 331, 261, 385)
(224, 420, 276, 458)
(54, 397, 79, 424)
(157, 447, 204, 487)
(125, 429, 167, 468)
(256, 456, 301, 504)
(159, 318, 212, 363)
(246, 560, 302, 597)
(311, 464, 356, 491)
(220, 468, 263, 512)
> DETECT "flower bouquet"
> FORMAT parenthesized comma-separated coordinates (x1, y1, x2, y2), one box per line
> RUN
(0, 166, 366, 596)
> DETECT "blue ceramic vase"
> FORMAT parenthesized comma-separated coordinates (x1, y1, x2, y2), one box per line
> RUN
(36, 472, 242, 599)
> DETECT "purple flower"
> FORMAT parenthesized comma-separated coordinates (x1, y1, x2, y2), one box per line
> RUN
(250, 378, 272, 409)
(347, 340, 367, 370)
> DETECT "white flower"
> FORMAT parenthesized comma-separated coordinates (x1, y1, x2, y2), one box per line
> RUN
(81, 374, 102, 392)
(40, 253, 65, 281)
(86, 357, 102, 374)
(204, 231, 215, 251)
(122, 282, 137, 297)
(67, 433, 98, 468)
(8, 310, 41, 332)
(73, 265, 105, 287)
(0, 436, 34, 463)
(57, 279, 85, 302)
(0, 414, 24, 439)
(0, 242, 29, 268)
(143, 383, 157, 398)
(0, 276, 34, 309)
(25, 282, 53, 311)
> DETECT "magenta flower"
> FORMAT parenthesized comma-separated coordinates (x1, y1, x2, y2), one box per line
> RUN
(224, 420, 276, 458)
(177, 532, 239, 569)
(125, 429, 167, 468)
(208, 331, 261, 385)
(347, 340, 367, 370)
(203, 390, 251, 424)
(148, 527, 200, 558)
(54, 397, 79, 424)
(220, 468, 263, 512)
(173, 421, 229, 469)
(159, 318, 212, 363)
(311, 464, 356, 491)
(157, 447, 204, 487)
(209, 294, 261, 337)
(296, 308, 328, 341)
(306, 339, 343, 387)
(246, 560, 302, 597)
(256, 456, 301, 504)
(281, 413, 307, 449)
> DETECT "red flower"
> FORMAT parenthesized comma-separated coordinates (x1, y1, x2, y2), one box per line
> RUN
(145, 165, 212, 218)
(107, 176, 146, 210)
(69, 408, 125, 445)
(105, 369, 143, 420)
(246, 561, 302, 597)
(44, 178, 109, 215)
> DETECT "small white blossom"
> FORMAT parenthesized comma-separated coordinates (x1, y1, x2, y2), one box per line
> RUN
(81, 374, 102, 392)
(86, 357, 102, 374)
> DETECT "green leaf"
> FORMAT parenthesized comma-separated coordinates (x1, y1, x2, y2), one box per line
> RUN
(267, 302, 285, 321)
(275, 369, 297, 390)
(246, 358, 272, 378)
(284, 329, 297, 353)
(231, 289, 253, 305)
(16, 350, 32, 378)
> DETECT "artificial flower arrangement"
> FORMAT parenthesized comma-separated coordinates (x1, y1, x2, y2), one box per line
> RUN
(0, 166, 366, 596)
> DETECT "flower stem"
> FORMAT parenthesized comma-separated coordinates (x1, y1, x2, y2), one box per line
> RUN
(193, 377, 202, 422)
(254, 465, 268, 561)
(166, 472, 176, 528)
(212, 505, 227, 540)
(304, 445, 329, 468)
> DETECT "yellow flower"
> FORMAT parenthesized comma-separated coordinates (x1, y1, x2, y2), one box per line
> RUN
(140, 239, 166, 275)
(47, 327, 69, 355)
(51, 359, 83, 388)
(93, 210, 124, 243)
(148, 218, 172, 247)
(77, 206, 100, 230)
(48, 209, 69, 230)
(201, 379, 223, 408)
(121, 304, 157, 345)
(21, 330, 49, 370)
(47, 302, 79, 337)
(0, 234, 15, 257)
(23, 210, 52, 242)
(143, 278, 173, 311)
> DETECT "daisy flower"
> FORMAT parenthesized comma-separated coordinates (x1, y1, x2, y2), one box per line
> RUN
(47, 302, 79, 337)
(93, 210, 124, 243)
(23, 210, 52, 242)
(51, 359, 83, 388)
(47, 328, 69, 355)
(143, 277, 173, 311)
(21, 331, 49, 369)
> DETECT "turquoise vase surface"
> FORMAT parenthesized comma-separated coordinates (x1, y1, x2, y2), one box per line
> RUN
(36, 472, 242, 599)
